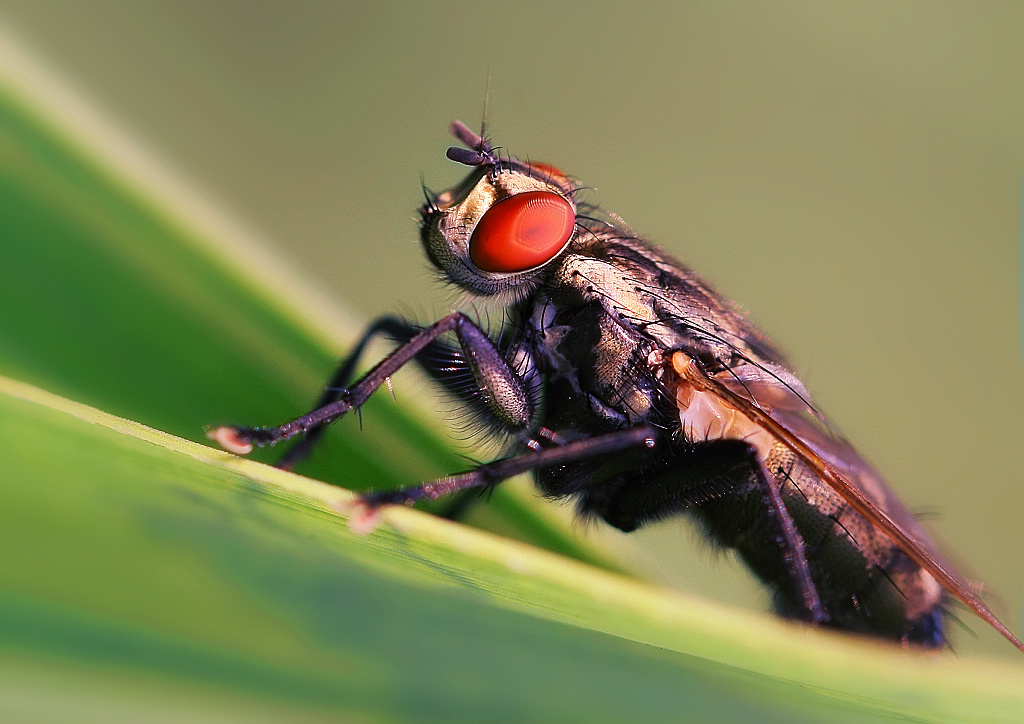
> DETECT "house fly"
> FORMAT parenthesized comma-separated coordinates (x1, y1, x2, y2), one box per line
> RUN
(210, 121, 1023, 652)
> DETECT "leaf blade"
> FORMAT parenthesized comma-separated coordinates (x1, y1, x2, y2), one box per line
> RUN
(2, 376, 1021, 723)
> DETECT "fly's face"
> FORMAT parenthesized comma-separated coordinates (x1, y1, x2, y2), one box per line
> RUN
(210, 120, 1024, 654)
(420, 123, 577, 298)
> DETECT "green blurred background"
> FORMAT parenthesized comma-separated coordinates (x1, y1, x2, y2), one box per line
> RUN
(0, 0, 1020, 659)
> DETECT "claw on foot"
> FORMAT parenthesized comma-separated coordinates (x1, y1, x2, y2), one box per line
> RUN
(335, 499, 383, 536)
(208, 426, 253, 455)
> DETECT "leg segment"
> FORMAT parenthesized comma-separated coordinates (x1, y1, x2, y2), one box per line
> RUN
(756, 460, 825, 623)
(360, 425, 659, 507)
(588, 440, 758, 532)
(211, 312, 534, 454)
(277, 316, 410, 469)
(582, 437, 825, 624)
(276, 315, 494, 469)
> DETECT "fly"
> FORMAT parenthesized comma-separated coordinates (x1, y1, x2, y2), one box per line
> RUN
(210, 121, 1023, 652)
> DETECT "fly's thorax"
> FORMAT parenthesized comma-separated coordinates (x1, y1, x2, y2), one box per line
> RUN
(542, 227, 782, 372)
(526, 290, 663, 427)
(421, 165, 578, 298)
(550, 253, 661, 328)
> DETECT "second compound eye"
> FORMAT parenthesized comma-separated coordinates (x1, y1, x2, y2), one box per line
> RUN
(469, 191, 575, 273)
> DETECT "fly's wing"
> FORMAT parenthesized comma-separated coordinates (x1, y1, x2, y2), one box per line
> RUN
(679, 354, 1024, 652)
(719, 362, 941, 556)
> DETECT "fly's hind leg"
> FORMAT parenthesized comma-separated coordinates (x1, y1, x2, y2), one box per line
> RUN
(588, 438, 825, 625)
(755, 460, 825, 624)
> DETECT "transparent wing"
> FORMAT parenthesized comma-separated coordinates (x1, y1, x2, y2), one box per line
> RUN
(679, 353, 1024, 652)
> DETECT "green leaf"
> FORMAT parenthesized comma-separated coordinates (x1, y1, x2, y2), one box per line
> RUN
(3, 376, 1021, 723)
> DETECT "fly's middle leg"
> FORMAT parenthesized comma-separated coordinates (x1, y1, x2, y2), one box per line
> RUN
(358, 426, 659, 508)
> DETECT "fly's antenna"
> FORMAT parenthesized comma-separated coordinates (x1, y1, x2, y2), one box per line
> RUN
(447, 120, 496, 167)
(480, 73, 492, 143)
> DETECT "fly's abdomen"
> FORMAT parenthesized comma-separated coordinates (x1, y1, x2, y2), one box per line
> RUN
(671, 351, 945, 644)
(713, 446, 944, 644)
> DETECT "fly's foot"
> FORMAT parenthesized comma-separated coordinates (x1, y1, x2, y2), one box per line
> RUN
(208, 425, 255, 454)
(335, 498, 384, 536)
(207, 424, 286, 454)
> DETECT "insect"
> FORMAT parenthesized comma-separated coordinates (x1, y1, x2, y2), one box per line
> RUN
(211, 121, 1023, 652)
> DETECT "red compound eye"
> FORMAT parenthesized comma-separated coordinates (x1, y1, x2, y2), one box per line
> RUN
(469, 191, 574, 273)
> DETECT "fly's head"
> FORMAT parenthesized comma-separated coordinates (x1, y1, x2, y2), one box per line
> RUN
(420, 121, 579, 301)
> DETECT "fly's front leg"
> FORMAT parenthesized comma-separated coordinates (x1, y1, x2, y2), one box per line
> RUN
(209, 311, 535, 455)
(276, 316, 405, 470)
(276, 315, 487, 470)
